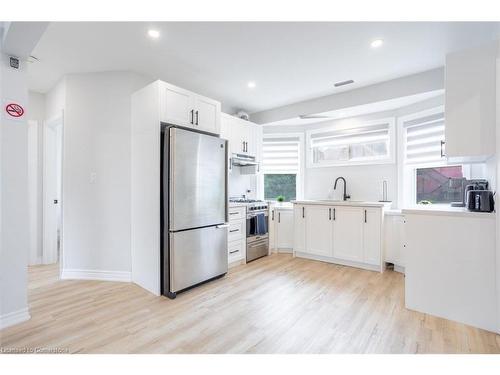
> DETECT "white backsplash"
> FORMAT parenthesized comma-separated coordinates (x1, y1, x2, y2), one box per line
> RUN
(228, 166, 257, 199)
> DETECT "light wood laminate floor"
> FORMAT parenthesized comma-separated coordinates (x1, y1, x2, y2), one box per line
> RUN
(1, 254, 499, 353)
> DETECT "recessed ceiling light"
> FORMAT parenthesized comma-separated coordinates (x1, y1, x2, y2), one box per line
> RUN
(247, 81, 256, 89)
(370, 39, 383, 48)
(148, 29, 160, 39)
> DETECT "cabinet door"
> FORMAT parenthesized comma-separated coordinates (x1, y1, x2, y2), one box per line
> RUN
(194, 95, 221, 135)
(161, 83, 194, 127)
(293, 205, 306, 253)
(363, 208, 382, 266)
(305, 205, 333, 257)
(276, 210, 294, 249)
(332, 206, 363, 262)
(269, 207, 276, 251)
(245, 122, 257, 156)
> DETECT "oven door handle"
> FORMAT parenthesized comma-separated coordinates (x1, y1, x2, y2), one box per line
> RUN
(248, 240, 269, 248)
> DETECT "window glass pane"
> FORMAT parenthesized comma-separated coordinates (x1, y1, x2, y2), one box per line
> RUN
(264, 174, 296, 202)
(416, 166, 463, 204)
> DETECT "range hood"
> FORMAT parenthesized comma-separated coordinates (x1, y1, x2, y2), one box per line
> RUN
(231, 153, 258, 167)
(231, 153, 259, 174)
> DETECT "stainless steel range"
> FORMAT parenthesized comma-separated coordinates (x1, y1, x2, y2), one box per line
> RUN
(229, 198, 269, 262)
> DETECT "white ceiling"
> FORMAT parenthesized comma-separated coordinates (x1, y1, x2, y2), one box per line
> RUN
(28, 22, 500, 113)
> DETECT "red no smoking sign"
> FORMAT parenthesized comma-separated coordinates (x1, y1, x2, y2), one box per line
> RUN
(5, 102, 25, 118)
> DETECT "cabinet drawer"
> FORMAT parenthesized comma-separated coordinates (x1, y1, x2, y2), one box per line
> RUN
(228, 219, 244, 242)
(228, 240, 245, 263)
(228, 206, 246, 221)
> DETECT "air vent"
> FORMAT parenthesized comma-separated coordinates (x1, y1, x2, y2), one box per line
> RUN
(334, 79, 354, 87)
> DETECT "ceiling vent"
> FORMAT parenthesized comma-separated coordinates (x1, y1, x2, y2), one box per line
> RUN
(334, 79, 354, 87)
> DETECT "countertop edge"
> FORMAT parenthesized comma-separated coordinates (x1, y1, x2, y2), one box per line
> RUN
(291, 200, 391, 208)
(401, 207, 496, 219)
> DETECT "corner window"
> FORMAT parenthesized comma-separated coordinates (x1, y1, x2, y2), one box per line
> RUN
(416, 166, 463, 204)
(306, 118, 395, 167)
(262, 134, 303, 202)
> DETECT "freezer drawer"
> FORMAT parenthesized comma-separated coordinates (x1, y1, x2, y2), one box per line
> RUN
(169, 127, 227, 231)
(170, 225, 228, 293)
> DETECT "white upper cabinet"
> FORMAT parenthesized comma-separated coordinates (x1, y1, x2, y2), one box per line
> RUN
(332, 207, 363, 262)
(192, 94, 221, 135)
(221, 113, 258, 156)
(362, 208, 382, 266)
(304, 205, 333, 257)
(159, 81, 221, 135)
(445, 42, 498, 161)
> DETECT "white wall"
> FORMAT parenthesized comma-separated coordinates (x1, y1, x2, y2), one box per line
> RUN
(0, 53, 30, 327)
(56, 72, 152, 276)
(228, 167, 258, 199)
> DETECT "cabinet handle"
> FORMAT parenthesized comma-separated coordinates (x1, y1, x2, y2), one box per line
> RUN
(190, 109, 194, 124)
(242, 141, 245, 152)
(272, 210, 274, 221)
(302, 206, 305, 218)
(195, 110, 199, 125)
(229, 229, 239, 233)
(229, 249, 239, 254)
(278, 212, 281, 223)
(229, 212, 238, 216)
(329, 208, 331, 220)
(364, 209, 367, 223)
(440, 140, 446, 158)
(333, 208, 336, 221)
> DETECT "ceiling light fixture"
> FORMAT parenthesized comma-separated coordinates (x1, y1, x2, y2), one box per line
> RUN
(247, 81, 256, 89)
(370, 39, 383, 48)
(148, 29, 160, 39)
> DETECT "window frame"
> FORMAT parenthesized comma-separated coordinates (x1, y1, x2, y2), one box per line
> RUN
(260, 132, 305, 201)
(305, 117, 396, 168)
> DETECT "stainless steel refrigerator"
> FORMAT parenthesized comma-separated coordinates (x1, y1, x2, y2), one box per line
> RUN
(161, 125, 228, 299)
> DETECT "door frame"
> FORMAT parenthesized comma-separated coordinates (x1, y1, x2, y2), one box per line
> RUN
(42, 112, 64, 272)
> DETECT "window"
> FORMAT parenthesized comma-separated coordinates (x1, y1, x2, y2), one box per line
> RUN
(403, 111, 445, 165)
(306, 118, 395, 167)
(416, 166, 464, 204)
(262, 134, 302, 202)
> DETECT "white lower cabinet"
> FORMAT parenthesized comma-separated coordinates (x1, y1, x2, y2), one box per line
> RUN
(293, 204, 383, 272)
(332, 207, 363, 262)
(362, 208, 382, 266)
(304, 205, 333, 257)
(227, 206, 246, 266)
(293, 205, 306, 253)
(276, 209, 294, 250)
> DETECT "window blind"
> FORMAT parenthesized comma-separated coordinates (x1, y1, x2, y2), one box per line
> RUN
(308, 121, 392, 165)
(404, 111, 445, 164)
(262, 136, 300, 174)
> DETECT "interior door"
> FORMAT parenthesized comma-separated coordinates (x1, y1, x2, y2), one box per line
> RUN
(194, 95, 220, 135)
(162, 83, 194, 127)
(43, 116, 63, 265)
(305, 205, 333, 257)
(333, 206, 363, 262)
(169, 128, 227, 231)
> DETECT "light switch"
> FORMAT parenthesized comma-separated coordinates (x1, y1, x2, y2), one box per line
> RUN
(90, 172, 97, 184)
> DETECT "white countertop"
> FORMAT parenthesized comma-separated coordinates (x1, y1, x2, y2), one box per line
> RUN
(291, 199, 392, 208)
(401, 205, 496, 219)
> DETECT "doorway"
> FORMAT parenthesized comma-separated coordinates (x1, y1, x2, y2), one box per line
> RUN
(42, 114, 63, 271)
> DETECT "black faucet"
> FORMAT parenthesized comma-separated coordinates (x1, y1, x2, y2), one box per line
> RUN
(334, 177, 350, 201)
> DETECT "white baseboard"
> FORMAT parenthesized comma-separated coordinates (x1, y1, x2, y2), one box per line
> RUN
(61, 268, 131, 282)
(0, 308, 31, 330)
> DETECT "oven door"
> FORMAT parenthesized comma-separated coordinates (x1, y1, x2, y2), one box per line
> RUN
(246, 212, 269, 237)
(246, 235, 269, 263)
